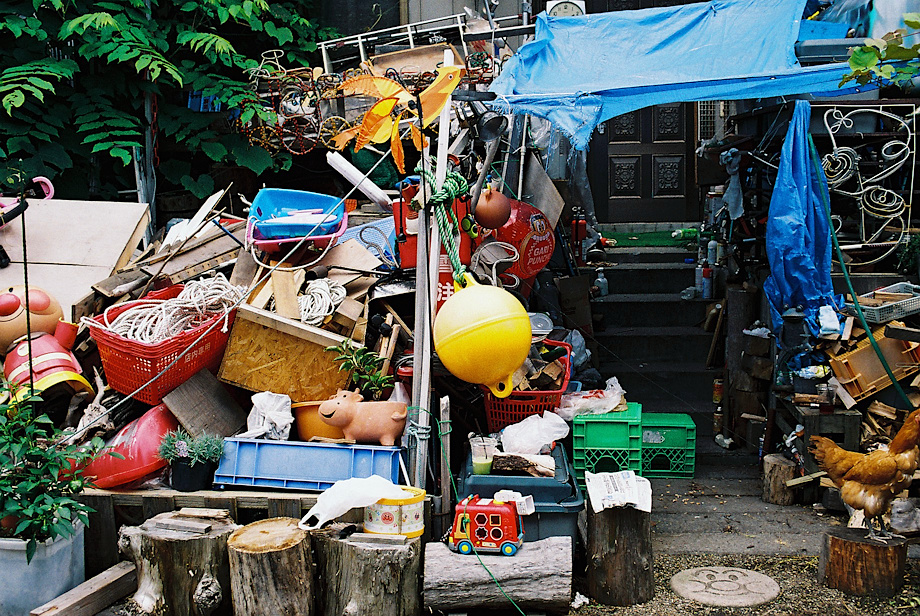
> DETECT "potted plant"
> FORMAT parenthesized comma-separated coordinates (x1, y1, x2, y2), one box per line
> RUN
(0, 385, 107, 614)
(158, 430, 224, 492)
(327, 340, 394, 400)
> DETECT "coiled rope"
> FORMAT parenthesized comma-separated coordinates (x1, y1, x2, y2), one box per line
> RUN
(83, 274, 244, 343)
(417, 166, 470, 284)
(296, 278, 346, 326)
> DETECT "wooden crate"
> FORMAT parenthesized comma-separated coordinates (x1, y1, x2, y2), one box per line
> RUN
(218, 304, 351, 402)
(828, 326, 919, 402)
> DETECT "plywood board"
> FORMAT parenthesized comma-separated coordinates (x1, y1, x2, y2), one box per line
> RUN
(0, 199, 149, 320)
(218, 305, 351, 402)
(321, 239, 383, 287)
(162, 369, 247, 438)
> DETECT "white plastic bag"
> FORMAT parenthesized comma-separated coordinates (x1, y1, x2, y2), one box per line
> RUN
(500, 411, 570, 455)
(556, 376, 626, 421)
(237, 391, 293, 440)
(298, 475, 413, 530)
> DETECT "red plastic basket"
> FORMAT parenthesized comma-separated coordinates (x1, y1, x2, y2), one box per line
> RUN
(89, 285, 236, 404)
(482, 339, 572, 433)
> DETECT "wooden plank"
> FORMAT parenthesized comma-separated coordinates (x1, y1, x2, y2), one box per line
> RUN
(267, 497, 302, 519)
(82, 487, 320, 511)
(321, 239, 383, 287)
(203, 496, 239, 521)
(885, 323, 920, 343)
(162, 369, 247, 438)
(248, 273, 274, 310)
(113, 209, 151, 271)
(30, 561, 137, 616)
(218, 307, 350, 402)
(229, 249, 259, 287)
(785, 470, 827, 487)
(92, 268, 150, 299)
(150, 518, 213, 534)
(271, 269, 301, 319)
(78, 494, 119, 578)
(175, 507, 232, 520)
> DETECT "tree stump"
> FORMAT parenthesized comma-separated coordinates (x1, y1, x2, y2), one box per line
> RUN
(762, 453, 796, 505)
(818, 527, 908, 597)
(424, 536, 572, 614)
(119, 510, 239, 616)
(228, 518, 314, 616)
(587, 507, 654, 606)
(311, 527, 421, 616)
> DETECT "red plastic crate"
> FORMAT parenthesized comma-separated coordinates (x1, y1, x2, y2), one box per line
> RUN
(482, 339, 572, 433)
(90, 285, 236, 404)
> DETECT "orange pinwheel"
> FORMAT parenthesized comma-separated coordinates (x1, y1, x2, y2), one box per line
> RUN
(331, 65, 464, 172)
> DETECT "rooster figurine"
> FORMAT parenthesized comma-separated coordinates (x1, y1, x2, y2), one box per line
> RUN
(809, 408, 920, 541)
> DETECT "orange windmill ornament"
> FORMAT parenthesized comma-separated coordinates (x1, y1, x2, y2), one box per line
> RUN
(332, 65, 465, 172)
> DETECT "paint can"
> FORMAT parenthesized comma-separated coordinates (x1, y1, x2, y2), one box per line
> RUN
(712, 379, 724, 404)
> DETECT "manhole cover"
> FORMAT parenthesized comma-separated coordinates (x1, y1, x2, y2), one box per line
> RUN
(670, 566, 780, 607)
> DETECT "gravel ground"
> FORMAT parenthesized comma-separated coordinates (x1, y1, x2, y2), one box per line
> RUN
(568, 553, 920, 616)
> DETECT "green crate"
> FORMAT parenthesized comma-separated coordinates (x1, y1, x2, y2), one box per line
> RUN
(640, 413, 696, 478)
(573, 403, 642, 490)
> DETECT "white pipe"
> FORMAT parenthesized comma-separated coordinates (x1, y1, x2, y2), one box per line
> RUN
(326, 151, 392, 210)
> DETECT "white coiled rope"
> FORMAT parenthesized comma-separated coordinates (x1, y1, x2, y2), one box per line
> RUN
(297, 278, 346, 326)
(83, 274, 245, 343)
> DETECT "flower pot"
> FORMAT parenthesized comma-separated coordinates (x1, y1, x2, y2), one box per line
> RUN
(169, 459, 217, 492)
(292, 400, 346, 441)
(0, 522, 85, 616)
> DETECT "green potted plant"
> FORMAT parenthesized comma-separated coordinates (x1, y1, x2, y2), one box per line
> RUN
(0, 385, 107, 614)
(158, 430, 225, 492)
(327, 340, 394, 400)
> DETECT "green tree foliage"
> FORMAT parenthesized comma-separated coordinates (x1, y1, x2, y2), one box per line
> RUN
(0, 0, 335, 199)
(841, 13, 920, 88)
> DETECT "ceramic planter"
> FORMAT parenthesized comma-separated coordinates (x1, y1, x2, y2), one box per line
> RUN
(0, 522, 85, 616)
(169, 458, 217, 492)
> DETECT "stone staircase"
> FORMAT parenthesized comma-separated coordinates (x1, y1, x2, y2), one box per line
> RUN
(589, 232, 721, 438)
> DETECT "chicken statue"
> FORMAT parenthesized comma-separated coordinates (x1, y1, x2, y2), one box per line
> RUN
(809, 409, 920, 541)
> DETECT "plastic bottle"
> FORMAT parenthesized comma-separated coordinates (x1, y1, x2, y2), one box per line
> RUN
(671, 228, 698, 240)
(593, 268, 609, 296)
(701, 266, 713, 299)
(707, 239, 719, 265)
(695, 262, 704, 289)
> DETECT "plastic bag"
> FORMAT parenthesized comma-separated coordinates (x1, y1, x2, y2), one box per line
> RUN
(564, 328, 591, 370)
(500, 411, 570, 455)
(298, 475, 413, 530)
(556, 376, 626, 421)
(237, 391, 293, 440)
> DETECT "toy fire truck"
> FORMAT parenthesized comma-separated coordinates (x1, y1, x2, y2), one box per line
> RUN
(447, 495, 524, 556)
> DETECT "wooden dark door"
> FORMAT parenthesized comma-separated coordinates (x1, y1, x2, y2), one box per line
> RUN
(588, 104, 699, 223)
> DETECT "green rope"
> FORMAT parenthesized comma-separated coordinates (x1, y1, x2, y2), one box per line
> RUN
(807, 134, 915, 410)
(417, 166, 470, 284)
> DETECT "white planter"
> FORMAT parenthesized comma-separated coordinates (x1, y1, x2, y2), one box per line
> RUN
(0, 522, 85, 616)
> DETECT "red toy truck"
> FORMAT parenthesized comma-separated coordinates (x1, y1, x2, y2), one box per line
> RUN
(447, 495, 524, 556)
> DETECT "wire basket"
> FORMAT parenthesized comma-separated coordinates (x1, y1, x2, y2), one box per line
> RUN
(843, 282, 920, 323)
(90, 285, 236, 404)
(482, 340, 572, 433)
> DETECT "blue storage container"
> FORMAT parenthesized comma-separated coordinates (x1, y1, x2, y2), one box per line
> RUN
(249, 188, 345, 240)
(457, 446, 584, 543)
(213, 438, 402, 491)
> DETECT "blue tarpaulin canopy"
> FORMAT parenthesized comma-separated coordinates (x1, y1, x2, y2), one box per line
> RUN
(490, 0, 868, 149)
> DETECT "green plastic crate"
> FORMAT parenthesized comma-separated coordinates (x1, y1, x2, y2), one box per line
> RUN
(640, 413, 696, 478)
(573, 402, 642, 490)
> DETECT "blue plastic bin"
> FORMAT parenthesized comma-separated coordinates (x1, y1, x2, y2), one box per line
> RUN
(213, 438, 402, 491)
(249, 188, 344, 240)
(457, 446, 584, 543)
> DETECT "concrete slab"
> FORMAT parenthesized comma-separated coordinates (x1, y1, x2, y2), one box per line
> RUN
(670, 566, 780, 607)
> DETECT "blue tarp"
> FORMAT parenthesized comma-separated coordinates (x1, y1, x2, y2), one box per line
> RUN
(490, 0, 869, 149)
(763, 100, 835, 345)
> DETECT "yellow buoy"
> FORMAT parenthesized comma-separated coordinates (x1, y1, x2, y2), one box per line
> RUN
(433, 275, 531, 398)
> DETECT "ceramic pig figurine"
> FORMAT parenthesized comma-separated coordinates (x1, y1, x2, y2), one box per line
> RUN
(318, 389, 408, 446)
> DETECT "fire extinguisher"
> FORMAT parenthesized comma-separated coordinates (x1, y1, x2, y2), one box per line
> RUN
(571, 207, 586, 267)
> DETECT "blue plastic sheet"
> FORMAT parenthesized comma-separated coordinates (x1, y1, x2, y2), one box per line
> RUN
(490, 0, 870, 149)
(763, 100, 836, 346)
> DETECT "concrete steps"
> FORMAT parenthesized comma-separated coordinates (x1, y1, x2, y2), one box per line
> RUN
(592, 294, 712, 328)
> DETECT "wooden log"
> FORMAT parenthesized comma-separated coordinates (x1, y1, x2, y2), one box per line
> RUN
(587, 507, 654, 606)
(762, 453, 796, 505)
(118, 510, 239, 616)
(423, 536, 572, 613)
(29, 561, 137, 616)
(818, 527, 908, 597)
(227, 518, 314, 616)
(311, 529, 421, 616)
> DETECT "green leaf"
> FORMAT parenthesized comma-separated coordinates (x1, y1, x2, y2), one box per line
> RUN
(233, 144, 274, 175)
(904, 13, 920, 29)
(200, 141, 227, 161)
(849, 46, 880, 71)
(2, 91, 25, 114)
(180, 174, 215, 198)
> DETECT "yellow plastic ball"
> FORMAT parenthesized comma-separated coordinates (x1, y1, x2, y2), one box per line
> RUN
(433, 278, 531, 398)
